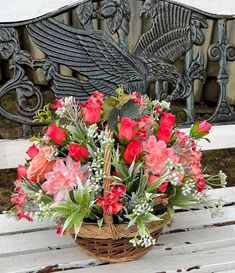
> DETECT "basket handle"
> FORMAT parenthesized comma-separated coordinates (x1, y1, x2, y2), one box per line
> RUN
(103, 128, 114, 225)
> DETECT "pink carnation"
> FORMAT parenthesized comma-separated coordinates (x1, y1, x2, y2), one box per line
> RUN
(143, 136, 178, 175)
(42, 157, 88, 202)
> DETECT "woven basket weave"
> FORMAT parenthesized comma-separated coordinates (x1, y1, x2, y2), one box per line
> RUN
(72, 128, 164, 263)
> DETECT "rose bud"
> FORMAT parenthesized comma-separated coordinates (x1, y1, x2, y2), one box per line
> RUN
(68, 143, 89, 162)
(198, 120, 212, 133)
(157, 112, 176, 144)
(190, 120, 212, 139)
(26, 144, 39, 159)
(118, 117, 137, 142)
(123, 140, 142, 164)
(46, 123, 67, 145)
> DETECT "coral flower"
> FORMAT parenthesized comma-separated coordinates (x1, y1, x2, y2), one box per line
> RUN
(42, 156, 88, 202)
(27, 146, 55, 183)
(143, 136, 178, 175)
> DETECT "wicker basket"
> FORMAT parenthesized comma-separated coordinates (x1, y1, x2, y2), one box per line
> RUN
(72, 129, 164, 263)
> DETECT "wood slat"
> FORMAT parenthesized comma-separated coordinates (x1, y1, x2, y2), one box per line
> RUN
(0, 0, 235, 26)
(181, 124, 235, 151)
(0, 215, 56, 235)
(167, 205, 235, 233)
(172, 0, 235, 18)
(0, 139, 31, 169)
(1, 124, 235, 169)
(1, 225, 235, 273)
(1, 203, 234, 236)
(207, 186, 235, 204)
(69, 251, 235, 273)
(0, 229, 75, 257)
(0, 0, 86, 25)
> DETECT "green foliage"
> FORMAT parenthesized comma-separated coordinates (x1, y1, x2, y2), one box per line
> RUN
(33, 103, 53, 124)
(50, 185, 93, 238)
(169, 187, 196, 209)
(146, 174, 168, 193)
(190, 122, 209, 139)
(106, 90, 139, 130)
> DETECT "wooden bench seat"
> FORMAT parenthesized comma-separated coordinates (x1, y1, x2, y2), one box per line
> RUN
(1, 189, 235, 272)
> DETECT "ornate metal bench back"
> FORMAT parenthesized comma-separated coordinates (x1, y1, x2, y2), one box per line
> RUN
(0, 0, 235, 137)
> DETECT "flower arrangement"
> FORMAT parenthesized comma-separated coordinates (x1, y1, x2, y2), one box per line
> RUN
(6, 89, 227, 261)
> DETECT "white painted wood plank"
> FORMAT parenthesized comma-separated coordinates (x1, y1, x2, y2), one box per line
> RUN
(182, 124, 235, 151)
(0, 0, 234, 25)
(0, 0, 86, 24)
(1, 226, 235, 273)
(1, 204, 234, 236)
(0, 229, 75, 257)
(0, 139, 31, 169)
(167, 205, 235, 232)
(0, 215, 56, 235)
(207, 186, 235, 204)
(171, 0, 235, 17)
(2, 221, 235, 257)
(0, 247, 101, 273)
(55, 250, 235, 273)
(1, 124, 235, 169)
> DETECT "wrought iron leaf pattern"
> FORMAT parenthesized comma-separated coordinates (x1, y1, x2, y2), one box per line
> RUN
(0, 0, 234, 130)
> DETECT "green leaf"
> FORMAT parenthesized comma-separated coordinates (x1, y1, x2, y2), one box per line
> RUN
(167, 205, 174, 220)
(108, 108, 119, 130)
(120, 100, 139, 120)
(128, 160, 136, 177)
(171, 195, 196, 208)
(62, 210, 78, 234)
(74, 188, 84, 206)
(97, 218, 103, 228)
(113, 163, 129, 180)
(146, 175, 167, 193)
(137, 172, 148, 195)
(73, 211, 86, 238)
(143, 213, 161, 222)
(103, 97, 119, 120)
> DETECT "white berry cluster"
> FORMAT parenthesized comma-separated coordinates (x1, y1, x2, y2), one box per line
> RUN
(132, 202, 153, 217)
(219, 170, 227, 187)
(129, 234, 156, 248)
(182, 179, 196, 196)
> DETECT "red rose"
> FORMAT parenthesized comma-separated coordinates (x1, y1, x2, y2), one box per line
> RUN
(46, 123, 67, 145)
(80, 92, 104, 124)
(118, 117, 137, 142)
(198, 120, 211, 133)
(83, 104, 102, 124)
(123, 140, 142, 164)
(68, 143, 89, 162)
(157, 113, 175, 144)
(26, 144, 39, 159)
(16, 164, 27, 184)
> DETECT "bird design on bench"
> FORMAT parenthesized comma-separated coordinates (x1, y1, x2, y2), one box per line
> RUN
(27, 0, 207, 101)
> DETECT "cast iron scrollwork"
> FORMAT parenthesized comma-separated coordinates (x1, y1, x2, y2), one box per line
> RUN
(1, 0, 235, 131)
(27, 0, 207, 103)
(208, 19, 235, 122)
(0, 27, 44, 135)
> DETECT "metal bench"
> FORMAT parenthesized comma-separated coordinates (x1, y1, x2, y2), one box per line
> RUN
(0, 0, 235, 272)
